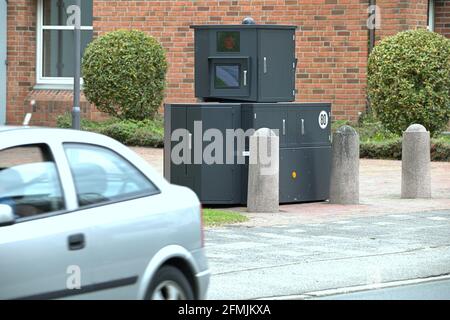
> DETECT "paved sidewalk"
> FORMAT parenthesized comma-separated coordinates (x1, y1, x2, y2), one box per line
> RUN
(239, 159, 450, 227)
(131, 147, 164, 175)
(131, 147, 450, 226)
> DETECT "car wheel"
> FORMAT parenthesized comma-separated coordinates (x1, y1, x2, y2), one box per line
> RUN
(146, 266, 194, 300)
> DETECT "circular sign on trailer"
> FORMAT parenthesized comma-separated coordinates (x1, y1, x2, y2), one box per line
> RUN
(319, 111, 329, 129)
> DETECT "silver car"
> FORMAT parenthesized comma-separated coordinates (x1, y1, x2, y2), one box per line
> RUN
(0, 126, 210, 300)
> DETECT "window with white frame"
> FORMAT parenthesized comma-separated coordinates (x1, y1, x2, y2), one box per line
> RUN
(428, 0, 435, 32)
(37, 0, 93, 85)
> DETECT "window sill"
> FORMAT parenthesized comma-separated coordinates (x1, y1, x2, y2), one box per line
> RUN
(33, 83, 76, 91)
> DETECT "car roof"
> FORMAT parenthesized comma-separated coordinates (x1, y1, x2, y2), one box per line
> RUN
(0, 126, 136, 154)
(0, 126, 171, 189)
(0, 126, 101, 138)
(0, 125, 24, 132)
(0, 126, 94, 139)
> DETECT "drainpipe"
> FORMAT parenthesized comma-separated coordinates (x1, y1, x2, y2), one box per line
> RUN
(57, 0, 63, 77)
(368, 0, 376, 54)
(367, 0, 376, 114)
(72, 0, 81, 130)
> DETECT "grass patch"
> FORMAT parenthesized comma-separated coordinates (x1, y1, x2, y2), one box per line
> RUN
(203, 208, 248, 227)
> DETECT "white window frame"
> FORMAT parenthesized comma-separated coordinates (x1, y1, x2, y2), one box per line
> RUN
(428, 0, 435, 32)
(36, 0, 93, 85)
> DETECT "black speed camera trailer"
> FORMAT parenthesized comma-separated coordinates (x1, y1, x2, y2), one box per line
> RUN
(191, 24, 297, 103)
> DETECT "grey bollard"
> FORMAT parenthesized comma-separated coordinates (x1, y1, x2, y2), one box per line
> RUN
(401, 124, 431, 199)
(329, 125, 360, 204)
(247, 128, 279, 213)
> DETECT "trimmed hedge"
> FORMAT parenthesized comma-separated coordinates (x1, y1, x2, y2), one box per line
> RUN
(82, 30, 168, 121)
(360, 138, 403, 160)
(430, 138, 450, 162)
(368, 29, 450, 136)
(56, 114, 164, 148)
(360, 138, 450, 161)
(333, 117, 450, 161)
(56, 114, 450, 161)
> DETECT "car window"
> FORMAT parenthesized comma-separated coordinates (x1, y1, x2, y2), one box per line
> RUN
(64, 143, 159, 207)
(0, 144, 65, 219)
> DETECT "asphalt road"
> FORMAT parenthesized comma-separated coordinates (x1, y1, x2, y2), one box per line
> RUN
(316, 278, 450, 300)
(205, 209, 450, 300)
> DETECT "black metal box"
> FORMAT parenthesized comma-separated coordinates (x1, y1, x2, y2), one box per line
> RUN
(164, 103, 243, 204)
(240, 103, 332, 203)
(164, 103, 332, 205)
(191, 24, 297, 103)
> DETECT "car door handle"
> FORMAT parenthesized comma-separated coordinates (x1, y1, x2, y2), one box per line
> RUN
(68, 233, 85, 251)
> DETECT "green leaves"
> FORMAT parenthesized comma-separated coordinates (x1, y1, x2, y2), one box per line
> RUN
(332, 116, 450, 161)
(82, 30, 168, 121)
(360, 138, 450, 162)
(56, 114, 164, 148)
(368, 29, 450, 136)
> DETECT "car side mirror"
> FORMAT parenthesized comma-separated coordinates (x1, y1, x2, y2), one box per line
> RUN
(0, 204, 15, 227)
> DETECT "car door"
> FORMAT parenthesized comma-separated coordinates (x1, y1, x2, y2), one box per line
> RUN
(0, 143, 95, 300)
(62, 143, 164, 299)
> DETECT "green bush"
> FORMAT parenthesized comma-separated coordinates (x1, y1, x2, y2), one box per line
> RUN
(100, 119, 164, 148)
(333, 116, 450, 161)
(368, 29, 450, 136)
(56, 114, 164, 148)
(360, 138, 450, 161)
(333, 113, 399, 142)
(360, 138, 403, 160)
(82, 30, 168, 121)
(431, 137, 450, 161)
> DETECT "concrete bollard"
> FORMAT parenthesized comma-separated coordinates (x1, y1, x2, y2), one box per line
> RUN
(247, 128, 279, 213)
(329, 125, 360, 204)
(401, 124, 431, 199)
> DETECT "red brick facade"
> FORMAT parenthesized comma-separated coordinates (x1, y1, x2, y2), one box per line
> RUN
(4, 0, 450, 126)
(435, 0, 450, 38)
(6, 0, 36, 125)
(376, 0, 429, 40)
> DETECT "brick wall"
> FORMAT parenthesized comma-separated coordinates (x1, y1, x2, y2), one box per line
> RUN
(5, 0, 432, 126)
(6, 0, 36, 125)
(23, 90, 107, 125)
(376, 0, 429, 41)
(435, 0, 450, 38)
(94, 0, 370, 121)
(435, 0, 450, 130)
(293, 0, 369, 120)
(7, 0, 104, 127)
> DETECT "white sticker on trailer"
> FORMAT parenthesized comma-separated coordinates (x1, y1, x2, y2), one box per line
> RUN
(319, 111, 329, 129)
